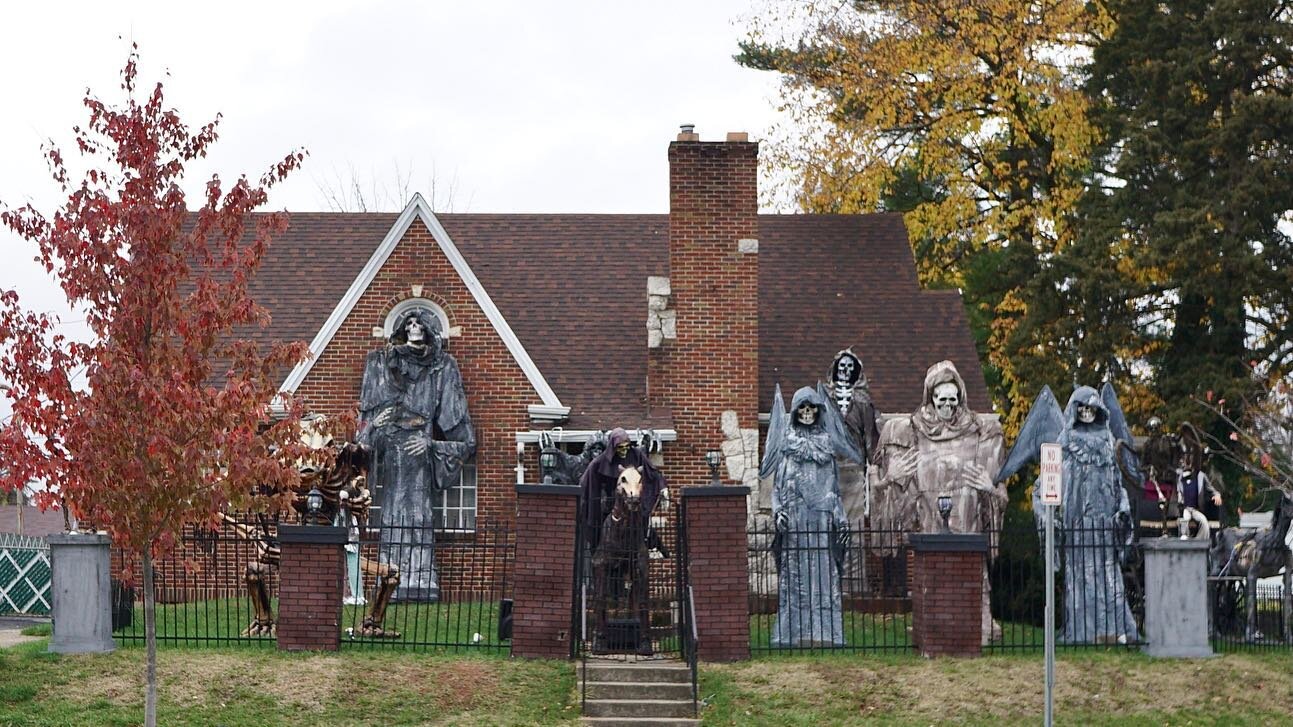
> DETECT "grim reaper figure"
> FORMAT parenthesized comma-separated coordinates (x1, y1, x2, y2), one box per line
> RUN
(870, 360, 1006, 642)
(761, 383, 864, 647)
(998, 383, 1139, 644)
(358, 307, 476, 601)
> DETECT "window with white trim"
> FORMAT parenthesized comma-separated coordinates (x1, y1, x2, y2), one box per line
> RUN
(433, 462, 477, 531)
(383, 298, 450, 340)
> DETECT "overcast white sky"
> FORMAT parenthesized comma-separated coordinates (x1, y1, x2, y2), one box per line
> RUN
(0, 0, 783, 328)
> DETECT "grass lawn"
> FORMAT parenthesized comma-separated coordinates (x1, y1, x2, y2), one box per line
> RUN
(3, 634, 1289, 725)
(700, 650, 1293, 726)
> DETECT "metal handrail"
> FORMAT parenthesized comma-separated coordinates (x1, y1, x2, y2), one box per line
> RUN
(686, 584, 699, 715)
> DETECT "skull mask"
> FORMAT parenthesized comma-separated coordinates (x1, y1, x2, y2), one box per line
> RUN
(404, 316, 427, 344)
(614, 440, 631, 459)
(1076, 404, 1097, 424)
(795, 402, 818, 426)
(834, 355, 858, 386)
(932, 382, 960, 422)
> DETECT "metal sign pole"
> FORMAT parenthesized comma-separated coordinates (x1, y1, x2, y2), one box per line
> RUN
(1044, 502, 1055, 727)
(1039, 441, 1062, 727)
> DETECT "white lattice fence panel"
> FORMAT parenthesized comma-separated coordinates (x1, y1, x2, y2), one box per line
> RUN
(0, 546, 52, 615)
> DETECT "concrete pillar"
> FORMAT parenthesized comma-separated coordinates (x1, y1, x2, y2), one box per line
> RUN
(1142, 538, 1214, 658)
(276, 525, 346, 652)
(511, 483, 579, 659)
(910, 533, 986, 658)
(681, 486, 750, 662)
(48, 533, 116, 654)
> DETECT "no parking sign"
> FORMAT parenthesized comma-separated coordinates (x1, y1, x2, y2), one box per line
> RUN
(1040, 443, 1062, 505)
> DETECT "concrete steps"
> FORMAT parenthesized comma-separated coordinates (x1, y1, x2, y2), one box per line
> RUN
(580, 660, 698, 726)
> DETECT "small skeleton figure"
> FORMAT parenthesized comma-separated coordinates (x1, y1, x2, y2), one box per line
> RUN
(828, 348, 880, 461)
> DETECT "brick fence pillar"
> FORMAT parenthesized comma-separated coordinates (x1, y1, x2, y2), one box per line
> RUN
(910, 533, 987, 658)
(511, 483, 579, 659)
(276, 525, 346, 652)
(681, 486, 750, 662)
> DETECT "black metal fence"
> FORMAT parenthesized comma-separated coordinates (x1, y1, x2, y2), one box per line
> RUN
(748, 521, 1152, 654)
(112, 516, 514, 652)
(575, 520, 683, 659)
(1209, 577, 1290, 652)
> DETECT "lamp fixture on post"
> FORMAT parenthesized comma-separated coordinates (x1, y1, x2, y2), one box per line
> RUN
(539, 449, 558, 485)
(306, 485, 324, 525)
(705, 450, 722, 487)
(937, 495, 953, 534)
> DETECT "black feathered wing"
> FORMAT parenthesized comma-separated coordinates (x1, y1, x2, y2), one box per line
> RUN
(996, 385, 1064, 483)
(818, 381, 865, 464)
(760, 384, 788, 480)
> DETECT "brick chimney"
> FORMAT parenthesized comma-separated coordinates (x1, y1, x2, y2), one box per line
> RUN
(662, 127, 760, 488)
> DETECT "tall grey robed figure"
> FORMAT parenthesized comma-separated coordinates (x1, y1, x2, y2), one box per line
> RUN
(358, 308, 476, 601)
(761, 383, 864, 647)
(998, 383, 1139, 644)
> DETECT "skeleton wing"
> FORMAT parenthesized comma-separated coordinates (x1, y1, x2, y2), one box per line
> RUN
(759, 384, 789, 479)
(996, 385, 1064, 483)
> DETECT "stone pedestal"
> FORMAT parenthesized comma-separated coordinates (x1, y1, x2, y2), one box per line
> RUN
(512, 484, 580, 659)
(276, 525, 346, 652)
(681, 486, 751, 662)
(48, 533, 116, 654)
(910, 533, 986, 658)
(1142, 539, 1214, 658)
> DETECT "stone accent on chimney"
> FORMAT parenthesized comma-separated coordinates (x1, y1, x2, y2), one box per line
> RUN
(647, 276, 674, 349)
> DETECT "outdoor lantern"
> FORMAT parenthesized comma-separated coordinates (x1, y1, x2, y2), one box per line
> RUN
(705, 450, 722, 486)
(937, 495, 953, 533)
(539, 449, 557, 484)
(306, 485, 324, 522)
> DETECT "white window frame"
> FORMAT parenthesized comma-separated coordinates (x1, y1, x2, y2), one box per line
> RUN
(433, 462, 477, 532)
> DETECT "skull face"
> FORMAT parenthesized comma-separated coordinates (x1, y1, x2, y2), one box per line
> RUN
(403, 317, 427, 343)
(1076, 404, 1097, 424)
(614, 440, 630, 459)
(795, 402, 818, 426)
(834, 355, 858, 386)
(1146, 416, 1162, 433)
(932, 382, 960, 422)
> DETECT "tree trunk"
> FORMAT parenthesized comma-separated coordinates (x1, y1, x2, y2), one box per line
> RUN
(142, 548, 158, 727)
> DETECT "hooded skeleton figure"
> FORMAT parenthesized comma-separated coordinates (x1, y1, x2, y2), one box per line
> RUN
(1029, 385, 1138, 644)
(358, 307, 476, 601)
(761, 384, 862, 647)
(579, 428, 667, 551)
(827, 348, 880, 461)
(870, 360, 1005, 644)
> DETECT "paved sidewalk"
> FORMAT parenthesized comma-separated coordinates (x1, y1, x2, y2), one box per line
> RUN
(0, 615, 48, 648)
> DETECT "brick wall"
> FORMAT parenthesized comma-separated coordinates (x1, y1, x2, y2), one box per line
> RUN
(276, 526, 346, 651)
(511, 485, 578, 659)
(681, 487, 750, 662)
(664, 135, 759, 487)
(910, 534, 986, 658)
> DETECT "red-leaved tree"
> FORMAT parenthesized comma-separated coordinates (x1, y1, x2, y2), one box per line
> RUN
(0, 49, 312, 726)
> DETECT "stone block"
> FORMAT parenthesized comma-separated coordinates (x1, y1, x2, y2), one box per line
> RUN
(647, 294, 669, 311)
(647, 310, 661, 330)
(737, 238, 759, 254)
(1142, 539, 1214, 658)
(740, 428, 759, 461)
(48, 533, 115, 654)
(720, 410, 741, 439)
(648, 329, 663, 348)
(659, 309, 676, 339)
(647, 276, 671, 296)
(721, 438, 745, 480)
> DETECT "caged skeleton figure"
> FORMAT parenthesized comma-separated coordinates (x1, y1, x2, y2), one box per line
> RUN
(220, 428, 402, 638)
(590, 465, 664, 654)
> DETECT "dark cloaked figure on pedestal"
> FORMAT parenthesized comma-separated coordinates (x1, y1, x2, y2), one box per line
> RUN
(358, 308, 476, 601)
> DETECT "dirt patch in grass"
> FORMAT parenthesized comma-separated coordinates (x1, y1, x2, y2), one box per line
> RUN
(376, 657, 501, 710)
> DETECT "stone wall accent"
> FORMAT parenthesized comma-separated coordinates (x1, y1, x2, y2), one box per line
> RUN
(910, 534, 986, 658)
(718, 410, 760, 510)
(276, 525, 346, 652)
(646, 275, 674, 349)
(511, 484, 579, 659)
(681, 486, 751, 662)
(665, 135, 759, 486)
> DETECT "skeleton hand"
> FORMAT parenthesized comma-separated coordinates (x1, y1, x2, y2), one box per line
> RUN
(774, 510, 789, 532)
(403, 433, 431, 456)
(1212, 494, 1222, 506)
(371, 407, 394, 428)
(962, 463, 996, 495)
(892, 450, 919, 482)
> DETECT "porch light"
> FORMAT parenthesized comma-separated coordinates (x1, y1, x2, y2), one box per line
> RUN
(539, 449, 558, 484)
(306, 486, 324, 522)
(705, 450, 722, 486)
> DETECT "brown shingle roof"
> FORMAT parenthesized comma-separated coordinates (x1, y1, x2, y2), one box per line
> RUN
(241, 212, 990, 422)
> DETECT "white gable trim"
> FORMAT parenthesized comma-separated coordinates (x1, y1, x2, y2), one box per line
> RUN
(279, 194, 563, 407)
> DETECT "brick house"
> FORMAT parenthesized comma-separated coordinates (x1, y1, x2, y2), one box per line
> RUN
(245, 128, 990, 530)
